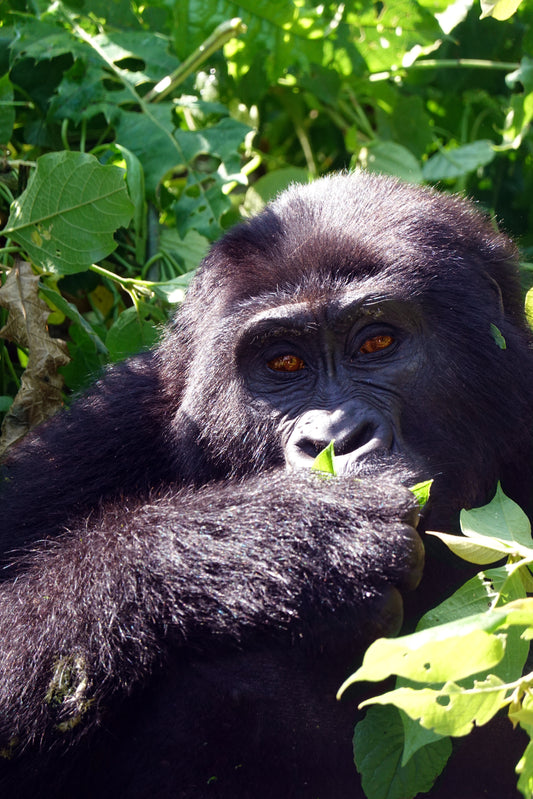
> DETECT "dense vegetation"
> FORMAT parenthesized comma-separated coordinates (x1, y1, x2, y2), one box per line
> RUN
(0, 0, 531, 445)
(1, 1, 533, 796)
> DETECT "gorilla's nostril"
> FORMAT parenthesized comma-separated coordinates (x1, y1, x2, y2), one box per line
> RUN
(335, 423, 375, 456)
(298, 438, 328, 459)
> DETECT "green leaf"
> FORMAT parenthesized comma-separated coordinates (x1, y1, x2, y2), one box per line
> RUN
(59, 323, 103, 393)
(9, 19, 84, 64)
(361, 141, 423, 184)
(44, 30, 180, 125)
(422, 141, 495, 181)
(526, 286, 533, 330)
(362, 675, 508, 737)
(173, 177, 237, 241)
(178, 0, 335, 81)
(158, 228, 209, 276)
(0, 396, 13, 413)
(510, 692, 533, 728)
(480, 0, 524, 20)
(150, 273, 196, 304)
(38, 282, 107, 355)
(115, 106, 249, 201)
(111, 145, 146, 264)
(410, 479, 433, 507)
(400, 711, 448, 767)
(345, 1, 442, 73)
(4, 152, 133, 275)
(418, 566, 524, 629)
(354, 705, 452, 799)
(498, 91, 533, 151)
(244, 168, 311, 214)
(418, 567, 529, 685)
(460, 483, 532, 548)
(490, 323, 507, 349)
(427, 530, 513, 564)
(105, 304, 162, 361)
(340, 628, 505, 691)
(506, 58, 533, 95)
(496, 597, 533, 631)
(312, 441, 337, 476)
(517, 738, 533, 799)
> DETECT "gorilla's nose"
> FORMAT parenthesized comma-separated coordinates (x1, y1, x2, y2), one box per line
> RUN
(284, 407, 393, 471)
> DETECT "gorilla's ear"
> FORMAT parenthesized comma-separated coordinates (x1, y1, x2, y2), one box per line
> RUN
(484, 271, 505, 320)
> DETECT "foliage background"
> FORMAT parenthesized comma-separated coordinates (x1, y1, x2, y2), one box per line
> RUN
(0, 0, 531, 441)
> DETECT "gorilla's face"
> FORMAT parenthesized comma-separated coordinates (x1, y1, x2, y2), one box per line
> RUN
(237, 286, 424, 476)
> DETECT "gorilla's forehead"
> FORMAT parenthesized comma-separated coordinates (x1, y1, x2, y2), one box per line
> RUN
(234, 283, 421, 339)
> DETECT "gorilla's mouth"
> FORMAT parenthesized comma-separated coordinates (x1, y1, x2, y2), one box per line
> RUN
(336, 448, 424, 485)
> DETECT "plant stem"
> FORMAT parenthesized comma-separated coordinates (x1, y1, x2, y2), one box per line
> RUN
(144, 18, 247, 103)
(370, 58, 520, 82)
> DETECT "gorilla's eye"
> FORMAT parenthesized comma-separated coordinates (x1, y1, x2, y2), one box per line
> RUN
(359, 334, 395, 355)
(267, 354, 306, 372)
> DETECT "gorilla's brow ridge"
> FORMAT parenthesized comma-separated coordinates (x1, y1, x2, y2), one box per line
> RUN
(238, 287, 413, 344)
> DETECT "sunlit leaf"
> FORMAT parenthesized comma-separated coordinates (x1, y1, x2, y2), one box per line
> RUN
(460, 483, 532, 548)
(427, 530, 512, 564)
(4, 152, 133, 275)
(480, 0, 524, 20)
(362, 675, 508, 737)
(410, 479, 433, 507)
(339, 628, 506, 692)
(312, 441, 336, 476)
(517, 739, 533, 799)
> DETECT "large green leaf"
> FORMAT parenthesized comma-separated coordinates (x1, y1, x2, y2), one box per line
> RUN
(460, 482, 532, 547)
(354, 705, 452, 799)
(423, 140, 496, 181)
(4, 152, 133, 275)
(346, 0, 442, 73)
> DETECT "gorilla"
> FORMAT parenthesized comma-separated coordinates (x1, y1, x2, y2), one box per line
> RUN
(1, 172, 532, 799)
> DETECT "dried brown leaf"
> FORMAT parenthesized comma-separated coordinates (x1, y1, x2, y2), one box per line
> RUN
(0, 261, 69, 453)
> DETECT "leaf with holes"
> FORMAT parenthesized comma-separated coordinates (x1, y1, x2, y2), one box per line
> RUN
(360, 675, 508, 738)
(338, 628, 505, 694)
(4, 152, 133, 275)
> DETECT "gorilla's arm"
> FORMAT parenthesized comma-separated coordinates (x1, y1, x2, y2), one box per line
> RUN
(0, 471, 421, 755)
(0, 353, 178, 552)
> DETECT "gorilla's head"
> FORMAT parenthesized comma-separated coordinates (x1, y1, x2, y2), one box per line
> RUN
(161, 172, 533, 529)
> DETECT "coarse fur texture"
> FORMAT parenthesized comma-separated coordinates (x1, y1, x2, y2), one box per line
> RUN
(1, 171, 533, 798)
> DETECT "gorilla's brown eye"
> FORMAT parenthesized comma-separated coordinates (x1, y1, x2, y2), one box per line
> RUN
(268, 354, 306, 372)
(359, 334, 395, 355)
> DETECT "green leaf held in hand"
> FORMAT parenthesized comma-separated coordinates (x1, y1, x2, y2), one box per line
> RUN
(410, 479, 433, 507)
(312, 440, 337, 476)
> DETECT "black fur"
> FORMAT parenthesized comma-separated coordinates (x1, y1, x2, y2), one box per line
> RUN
(1, 172, 532, 798)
